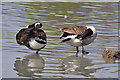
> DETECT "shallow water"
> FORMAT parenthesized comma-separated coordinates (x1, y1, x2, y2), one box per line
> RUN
(2, 2, 119, 78)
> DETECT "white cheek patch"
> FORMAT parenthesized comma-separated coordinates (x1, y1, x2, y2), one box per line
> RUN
(86, 26, 96, 34)
(35, 23, 41, 27)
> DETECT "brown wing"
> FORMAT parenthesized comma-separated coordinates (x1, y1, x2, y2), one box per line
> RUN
(60, 26, 87, 35)
(16, 28, 26, 44)
(33, 29, 47, 41)
(16, 27, 34, 45)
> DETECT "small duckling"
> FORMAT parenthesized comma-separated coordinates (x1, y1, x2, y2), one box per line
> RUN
(102, 49, 120, 63)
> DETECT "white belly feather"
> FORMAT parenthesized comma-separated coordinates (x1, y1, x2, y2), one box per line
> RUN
(64, 35, 82, 47)
(63, 35, 96, 47)
(29, 39, 46, 49)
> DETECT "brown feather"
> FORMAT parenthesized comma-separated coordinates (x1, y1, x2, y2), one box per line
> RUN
(16, 28, 26, 44)
(60, 26, 87, 35)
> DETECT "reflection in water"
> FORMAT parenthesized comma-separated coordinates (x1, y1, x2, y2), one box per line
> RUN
(14, 54, 45, 77)
(61, 56, 96, 78)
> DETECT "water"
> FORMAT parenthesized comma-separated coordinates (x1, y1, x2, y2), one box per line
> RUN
(2, 2, 119, 78)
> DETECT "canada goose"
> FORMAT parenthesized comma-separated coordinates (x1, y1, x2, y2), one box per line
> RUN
(16, 22, 47, 54)
(59, 26, 97, 56)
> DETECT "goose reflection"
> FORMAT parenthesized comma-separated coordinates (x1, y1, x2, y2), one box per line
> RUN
(61, 56, 96, 78)
(14, 54, 45, 77)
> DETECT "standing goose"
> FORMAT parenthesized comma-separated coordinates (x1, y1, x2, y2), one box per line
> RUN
(59, 26, 97, 57)
(16, 22, 47, 54)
